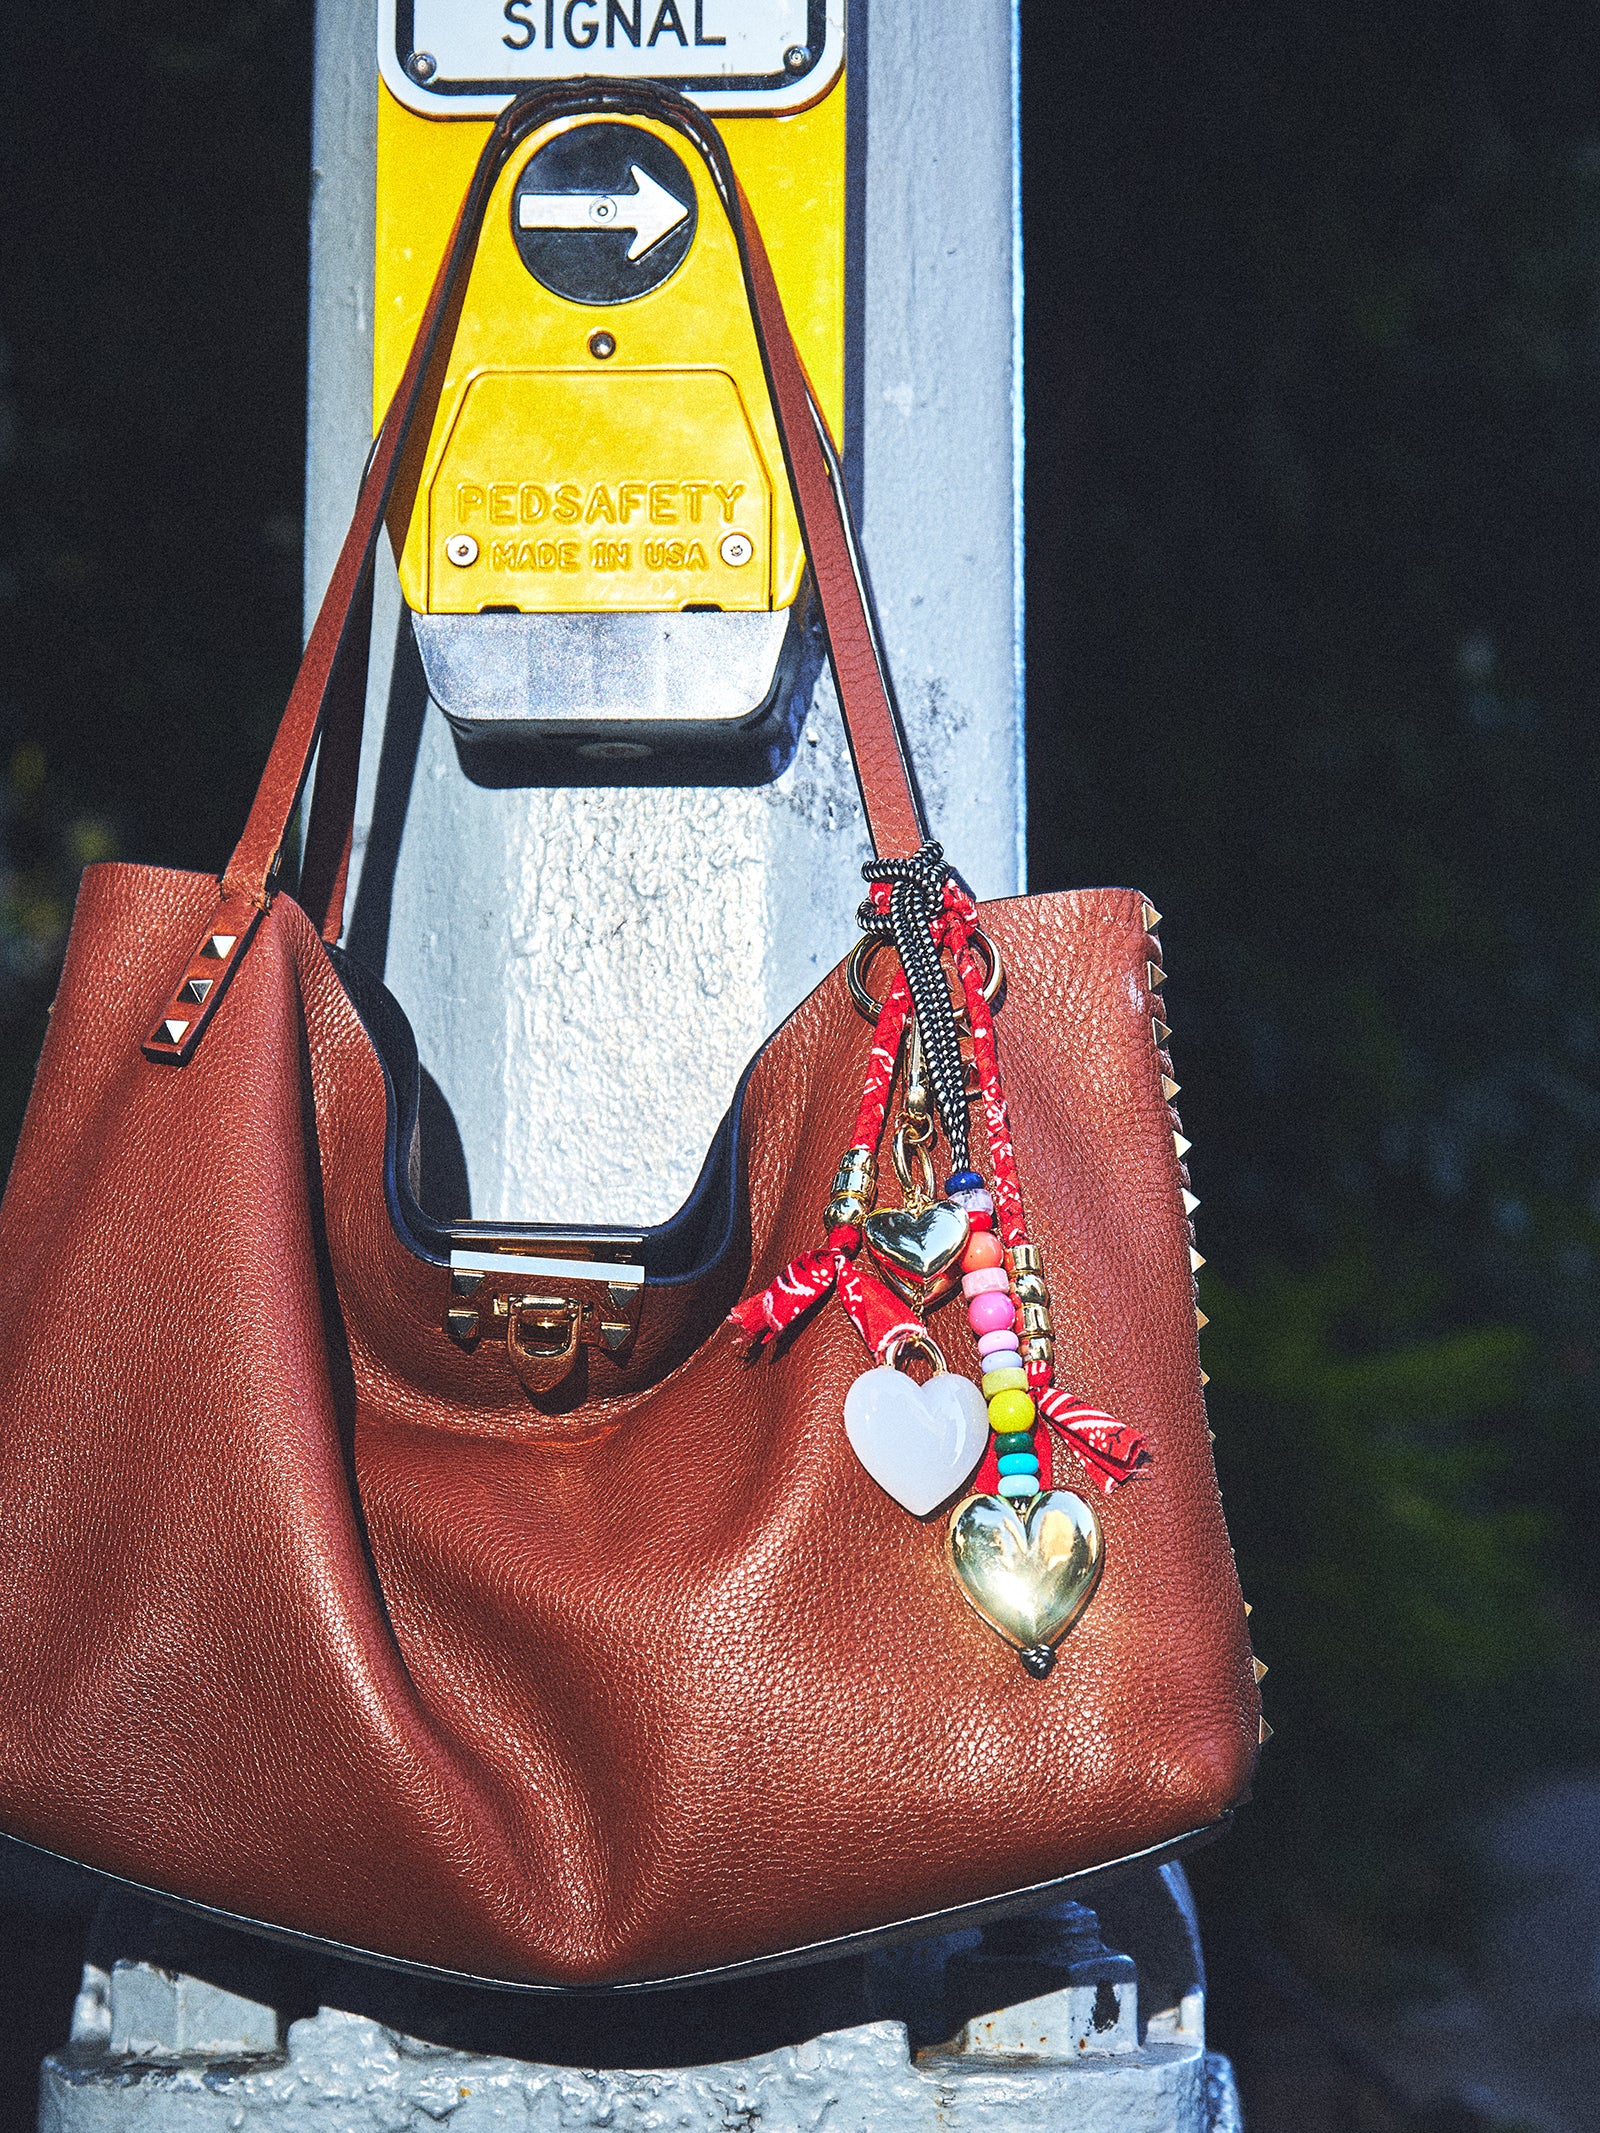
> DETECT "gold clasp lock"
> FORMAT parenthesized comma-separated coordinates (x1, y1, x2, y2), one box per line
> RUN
(443, 1238, 645, 1395)
(501, 1294, 581, 1393)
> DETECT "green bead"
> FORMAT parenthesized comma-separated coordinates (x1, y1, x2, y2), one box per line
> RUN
(993, 1430, 1034, 1456)
(981, 1366, 1029, 1395)
(988, 1387, 1037, 1433)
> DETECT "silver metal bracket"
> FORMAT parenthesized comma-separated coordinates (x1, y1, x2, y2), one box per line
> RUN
(413, 598, 811, 780)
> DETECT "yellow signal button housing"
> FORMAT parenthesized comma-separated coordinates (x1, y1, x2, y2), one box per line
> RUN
(373, 87, 846, 621)
(431, 369, 771, 612)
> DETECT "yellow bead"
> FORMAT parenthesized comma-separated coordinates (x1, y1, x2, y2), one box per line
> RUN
(987, 1387, 1037, 1433)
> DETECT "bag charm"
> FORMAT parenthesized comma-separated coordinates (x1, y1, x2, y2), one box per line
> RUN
(843, 1331, 989, 1516)
(730, 843, 1150, 1673)
(859, 1019, 969, 1311)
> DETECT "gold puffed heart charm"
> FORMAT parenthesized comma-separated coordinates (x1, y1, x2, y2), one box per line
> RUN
(863, 1198, 970, 1311)
(947, 1489, 1104, 1677)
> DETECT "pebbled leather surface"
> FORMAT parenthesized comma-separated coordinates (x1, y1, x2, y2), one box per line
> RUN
(0, 863, 1257, 1986)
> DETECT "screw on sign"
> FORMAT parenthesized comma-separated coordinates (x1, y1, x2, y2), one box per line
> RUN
(512, 123, 697, 304)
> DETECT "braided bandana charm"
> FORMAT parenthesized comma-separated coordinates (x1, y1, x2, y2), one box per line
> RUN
(728, 841, 1148, 1674)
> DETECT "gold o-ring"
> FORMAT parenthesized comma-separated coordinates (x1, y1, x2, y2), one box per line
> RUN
(846, 930, 1004, 1022)
(882, 1329, 947, 1376)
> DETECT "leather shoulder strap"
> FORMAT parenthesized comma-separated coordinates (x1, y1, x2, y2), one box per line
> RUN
(146, 81, 927, 1062)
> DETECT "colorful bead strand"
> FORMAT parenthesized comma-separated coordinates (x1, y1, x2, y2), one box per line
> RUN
(954, 1209, 1041, 1497)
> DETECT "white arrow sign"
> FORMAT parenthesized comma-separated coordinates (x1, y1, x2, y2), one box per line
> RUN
(516, 165, 690, 262)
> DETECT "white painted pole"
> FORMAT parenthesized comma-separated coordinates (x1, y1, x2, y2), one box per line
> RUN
(302, 0, 1023, 1225)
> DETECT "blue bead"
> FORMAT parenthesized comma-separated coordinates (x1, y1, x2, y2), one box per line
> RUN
(997, 1452, 1040, 1476)
(996, 1475, 1037, 1499)
(945, 1169, 984, 1193)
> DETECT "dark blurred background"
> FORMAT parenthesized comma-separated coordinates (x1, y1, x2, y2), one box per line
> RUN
(3, 2, 1599, 2125)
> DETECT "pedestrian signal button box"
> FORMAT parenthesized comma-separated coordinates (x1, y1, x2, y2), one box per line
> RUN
(374, 0, 847, 774)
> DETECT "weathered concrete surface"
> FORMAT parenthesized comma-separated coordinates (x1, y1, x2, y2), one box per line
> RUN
(44, 1991, 1238, 2133)
(39, 1878, 1241, 2131)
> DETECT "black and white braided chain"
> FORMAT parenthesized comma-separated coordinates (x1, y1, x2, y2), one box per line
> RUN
(858, 841, 970, 1175)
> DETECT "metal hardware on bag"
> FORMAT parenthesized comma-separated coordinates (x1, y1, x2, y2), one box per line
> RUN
(902, 1014, 932, 1125)
(445, 1240, 644, 1394)
(881, 1329, 947, 1375)
(890, 1118, 938, 1209)
(824, 1145, 877, 1231)
(846, 928, 1003, 1022)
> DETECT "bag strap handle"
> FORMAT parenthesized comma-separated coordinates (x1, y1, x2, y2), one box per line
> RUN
(289, 82, 934, 916)
(145, 80, 931, 1063)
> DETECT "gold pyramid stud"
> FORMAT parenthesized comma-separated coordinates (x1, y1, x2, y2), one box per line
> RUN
(1153, 1018, 1172, 1045)
(1206, 1428, 1216, 1442)
(201, 933, 237, 959)
(1200, 1369, 1210, 1385)
(162, 1017, 190, 1044)
(1259, 1718, 1274, 1744)
(1243, 1600, 1252, 1615)
(1148, 962, 1167, 992)
(1195, 1307, 1209, 1330)
(179, 976, 213, 1005)
(1162, 1076, 1181, 1103)
(1253, 1657, 1268, 1682)
(1182, 1189, 1200, 1216)
(1190, 1248, 1206, 1272)
(1173, 1131, 1191, 1157)
(1142, 902, 1162, 931)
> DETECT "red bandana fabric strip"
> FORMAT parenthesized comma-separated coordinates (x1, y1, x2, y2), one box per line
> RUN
(1038, 1389, 1149, 1493)
(728, 952, 919, 1357)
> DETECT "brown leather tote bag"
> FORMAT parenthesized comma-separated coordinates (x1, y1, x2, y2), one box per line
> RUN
(0, 85, 1258, 1992)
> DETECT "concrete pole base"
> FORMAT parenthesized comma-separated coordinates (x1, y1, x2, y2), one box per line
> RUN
(37, 1872, 1242, 2132)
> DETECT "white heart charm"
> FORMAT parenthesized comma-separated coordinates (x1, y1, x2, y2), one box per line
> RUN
(843, 1365, 991, 1517)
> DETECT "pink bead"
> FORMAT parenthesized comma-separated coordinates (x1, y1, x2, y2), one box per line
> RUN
(977, 1327, 1018, 1356)
(961, 1266, 1010, 1298)
(967, 1290, 1016, 1335)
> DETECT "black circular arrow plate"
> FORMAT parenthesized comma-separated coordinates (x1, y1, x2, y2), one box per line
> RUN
(512, 123, 698, 306)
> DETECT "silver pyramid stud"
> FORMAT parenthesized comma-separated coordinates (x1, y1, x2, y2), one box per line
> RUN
(201, 933, 237, 959)
(1182, 1189, 1200, 1216)
(162, 1018, 190, 1043)
(179, 977, 213, 1005)
(1174, 1132, 1191, 1157)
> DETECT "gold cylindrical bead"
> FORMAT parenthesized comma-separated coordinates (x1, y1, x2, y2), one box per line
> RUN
(1020, 1301, 1054, 1338)
(831, 1147, 876, 1192)
(1007, 1243, 1041, 1274)
(825, 1148, 876, 1229)
(1021, 1333, 1055, 1364)
(1013, 1270, 1050, 1306)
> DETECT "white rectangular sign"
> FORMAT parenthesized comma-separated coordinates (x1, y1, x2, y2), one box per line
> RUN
(380, 0, 844, 117)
